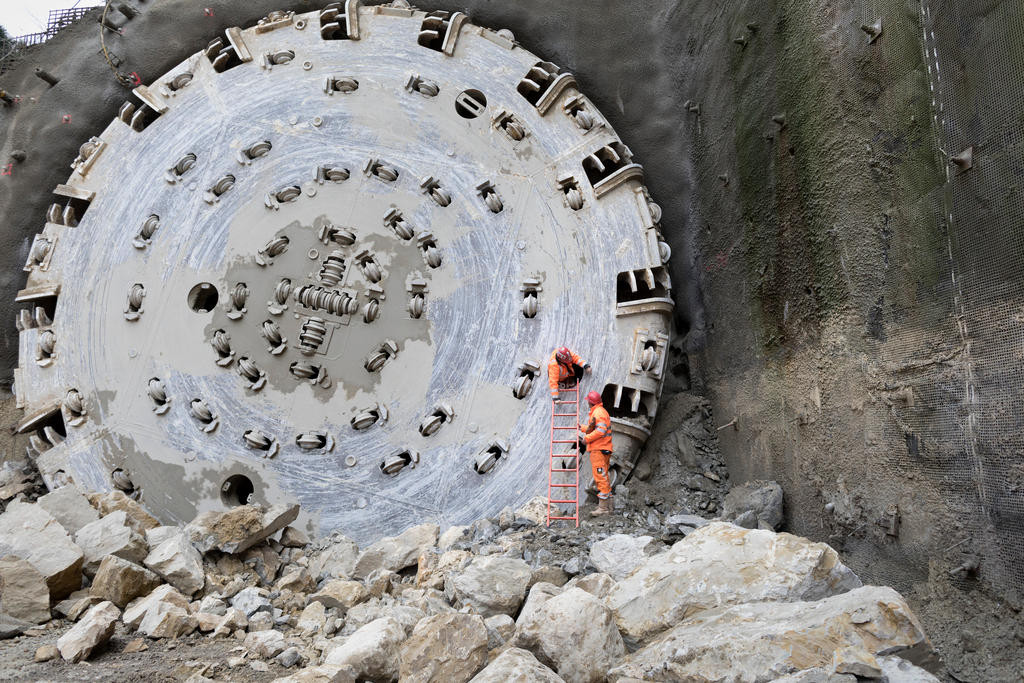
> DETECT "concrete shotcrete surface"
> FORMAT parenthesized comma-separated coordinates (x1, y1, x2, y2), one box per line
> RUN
(2, 1, 1023, 680)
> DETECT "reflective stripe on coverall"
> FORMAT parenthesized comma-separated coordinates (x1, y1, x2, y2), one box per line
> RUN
(581, 403, 613, 499)
(547, 349, 588, 399)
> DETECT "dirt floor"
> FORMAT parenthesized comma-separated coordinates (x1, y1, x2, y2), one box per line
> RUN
(0, 621, 289, 682)
(905, 573, 1024, 683)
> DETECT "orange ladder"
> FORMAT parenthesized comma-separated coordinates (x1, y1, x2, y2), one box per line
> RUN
(547, 383, 580, 527)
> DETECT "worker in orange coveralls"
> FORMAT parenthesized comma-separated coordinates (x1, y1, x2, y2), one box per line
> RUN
(547, 346, 591, 400)
(580, 391, 614, 517)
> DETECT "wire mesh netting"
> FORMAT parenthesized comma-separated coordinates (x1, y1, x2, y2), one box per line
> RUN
(689, 0, 1024, 601)
(920, 0, 1024, 597)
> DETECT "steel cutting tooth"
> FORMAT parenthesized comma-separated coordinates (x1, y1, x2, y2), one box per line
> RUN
(14, 5, 671, 544)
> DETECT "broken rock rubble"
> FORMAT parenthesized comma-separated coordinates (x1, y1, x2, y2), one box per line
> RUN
(186, 503, 299, 554)
(0, 487, 937, 683)
(351, 523, 439, 579)
(721, 479, 785, 530)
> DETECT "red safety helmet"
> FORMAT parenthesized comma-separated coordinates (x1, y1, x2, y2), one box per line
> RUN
(586, 391, 602, 406)
(555, 346, 572, 364)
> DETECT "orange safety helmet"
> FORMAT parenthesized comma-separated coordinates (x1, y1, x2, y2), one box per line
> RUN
(555, 346, 572, 364)
(586, 391, 602, 406)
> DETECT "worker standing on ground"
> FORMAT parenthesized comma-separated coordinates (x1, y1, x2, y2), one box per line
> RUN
(547, 345, 590, 401)
(580, 391, 614, 517)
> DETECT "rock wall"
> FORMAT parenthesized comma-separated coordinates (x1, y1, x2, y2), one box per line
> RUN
(676, 0, 1024, 613)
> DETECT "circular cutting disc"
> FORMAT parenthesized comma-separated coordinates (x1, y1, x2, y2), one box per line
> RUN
(16, 4, 673, 542)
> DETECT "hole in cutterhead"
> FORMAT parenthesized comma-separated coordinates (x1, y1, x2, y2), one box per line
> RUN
(220, 474, 254, 507)
(188, 283, 219, 313)
(455, 89, 487, 118)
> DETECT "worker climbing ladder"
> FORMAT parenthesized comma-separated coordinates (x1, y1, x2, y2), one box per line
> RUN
(547, 382, 581, 527)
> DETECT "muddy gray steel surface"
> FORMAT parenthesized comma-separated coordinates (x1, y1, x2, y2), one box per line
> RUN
(11, 5, 671, 541)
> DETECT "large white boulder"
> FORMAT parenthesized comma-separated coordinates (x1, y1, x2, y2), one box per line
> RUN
(0, 555, 51, 624)
(398, 613, 489, 683)
(145, 526, 181, 549)
(245, 629, 287, 659)
(323, 616, 406, 680)
(445, 556, 532, 617)
(605, 522, 862, 643)
(123, 584, 191, 628)
(352, 523, 439, 579)
(341, 601, 424, 637)
(296, 601, 327, 636)
(307, 535, 360, 580)
(56, 600, 120, 662)
(469, 647, 566, 682)
(607, 586, 933, 682)
(144, 532, 205, 596)
(137, 599, 198, 639)
(0, 500, 83, 599)
(90, 555, 162, 608)
(514, 587, 625, 683)
(515, 582, 562, 628)
(230, 586, 272, 615)
(74, 510, 148, 576)
(36, 486, 99, 535)
(308, 579, 368, 612)
(587, 534, 657, 581)
(563, 573, 615, 600)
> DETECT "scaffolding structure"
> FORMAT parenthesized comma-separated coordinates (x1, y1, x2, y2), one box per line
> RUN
(2, 5, 100, 71)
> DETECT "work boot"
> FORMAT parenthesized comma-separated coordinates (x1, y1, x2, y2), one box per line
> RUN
(590, 496, 613, 517)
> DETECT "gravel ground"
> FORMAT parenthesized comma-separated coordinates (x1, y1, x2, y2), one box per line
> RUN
(0, 621, 288, 682)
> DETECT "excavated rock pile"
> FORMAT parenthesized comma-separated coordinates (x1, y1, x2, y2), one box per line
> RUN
(0, 484, 940, 682)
